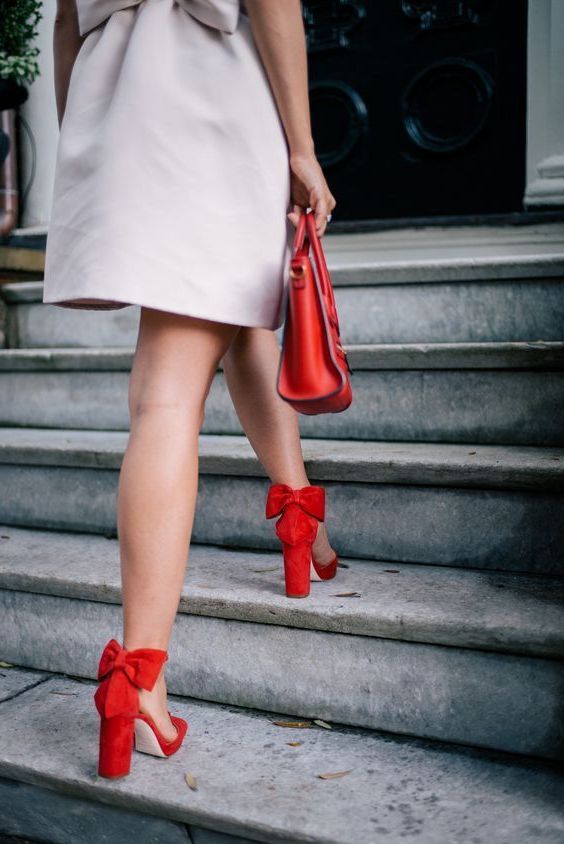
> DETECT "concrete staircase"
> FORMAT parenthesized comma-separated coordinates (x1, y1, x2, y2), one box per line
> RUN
(0, 224, 563, 844)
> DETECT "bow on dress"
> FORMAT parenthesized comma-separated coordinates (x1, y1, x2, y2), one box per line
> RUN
(76, 0, 240, 38)
(265, 484, 326, 522)
(93, 638, 168, 719)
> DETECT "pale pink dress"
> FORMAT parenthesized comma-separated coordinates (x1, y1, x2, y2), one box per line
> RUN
(42, 0, 293, 329)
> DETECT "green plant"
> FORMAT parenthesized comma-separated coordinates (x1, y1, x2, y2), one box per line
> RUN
(0, 0, 42, 86)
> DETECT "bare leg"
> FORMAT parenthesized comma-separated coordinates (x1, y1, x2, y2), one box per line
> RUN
(221, 326, 336, 564)
(118, 307, 239, 740)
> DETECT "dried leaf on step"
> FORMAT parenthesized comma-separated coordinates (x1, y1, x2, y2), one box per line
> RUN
(383, 569, 400, 574)
(318, 770, 352, 780)
(1, 535, 10, 539)
(0, 661, 13, 668)
(314, 719, 333, 729)
(287, 741, 303, 747)
(332, 591, 361, 598)
(50, 691, 78, 696)
(468, 451, 477, 455)
(252, 566, 279, 573)
(272, 720, 312, 728)
(337, 562, 349, 568)
(185, 773, 198, 791)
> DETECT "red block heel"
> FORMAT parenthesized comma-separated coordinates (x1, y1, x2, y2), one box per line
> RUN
(98, 715, 135, 779)
(266, 483, 339, 598)
(94, 638, 188, 779)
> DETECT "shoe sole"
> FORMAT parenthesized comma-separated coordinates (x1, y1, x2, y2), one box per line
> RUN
(133, 718, 168, 757)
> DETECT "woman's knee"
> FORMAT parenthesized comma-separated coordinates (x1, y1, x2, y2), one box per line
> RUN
(127, 310, 240, 426)
(127, 383, 207, 428)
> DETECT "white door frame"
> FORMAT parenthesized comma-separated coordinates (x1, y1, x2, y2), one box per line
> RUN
(524, 0, 564, 207)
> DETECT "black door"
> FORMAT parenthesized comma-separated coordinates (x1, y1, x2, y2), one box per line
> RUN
(304, 0, 528, 221)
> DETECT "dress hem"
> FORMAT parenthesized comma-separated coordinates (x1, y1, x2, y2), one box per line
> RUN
(42, 295, 286, 332)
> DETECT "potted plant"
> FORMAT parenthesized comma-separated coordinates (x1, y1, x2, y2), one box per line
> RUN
(0, 0, 42, 111)
(0, 0, 42, 236)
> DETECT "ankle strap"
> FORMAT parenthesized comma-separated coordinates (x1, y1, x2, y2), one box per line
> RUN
(265, 484, 325, 521)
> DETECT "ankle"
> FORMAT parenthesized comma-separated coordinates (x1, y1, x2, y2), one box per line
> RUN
(139, 670, 167, 699)
(270, 479, 310, 489)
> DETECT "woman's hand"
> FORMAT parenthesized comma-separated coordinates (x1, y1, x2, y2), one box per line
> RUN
(287, 152, 337, 237)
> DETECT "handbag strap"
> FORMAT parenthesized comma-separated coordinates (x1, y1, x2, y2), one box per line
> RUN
(292, 207, 309, 256)
(292, 209, 340, 331)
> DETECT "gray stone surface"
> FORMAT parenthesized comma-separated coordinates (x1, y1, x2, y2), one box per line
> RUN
(0, 281, 44, 304)
(3, 220, 564, 349)
(6, 299, 141, 349)
(6, 280, 564, 347)
(3, 223, 563, 303)
(0, 428, 562, 490)
(0, 347, 135, 371)
(321, 221, 564, 285)
(2, 345, 564, 445)
(0, 663, 51, 702)
(334, 280, 564, 344)
(1, 468, 562, 574)
(0, 776, 191, 844)
(2, 341, 564, 371)
(0, 674, 563, 843)
(1, 589, 563, 758)
(0, 434, 563, 572)
(0, 525, 562, 659)
(188, 829, 260, 844)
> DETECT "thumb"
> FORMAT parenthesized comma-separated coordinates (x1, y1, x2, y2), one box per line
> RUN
(287, 203, 302, 227)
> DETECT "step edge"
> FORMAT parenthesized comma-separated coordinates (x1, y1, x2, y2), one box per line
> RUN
(0, 435, 562, 490)
(2, 342, 564, 372)
(0, 759, 291, 844)
(1, 571, 562, 661)
(2, 252, 564, 303)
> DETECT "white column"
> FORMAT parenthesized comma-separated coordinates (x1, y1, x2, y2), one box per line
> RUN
(19, 2, 59, 229)
(525, 0, 564, 207)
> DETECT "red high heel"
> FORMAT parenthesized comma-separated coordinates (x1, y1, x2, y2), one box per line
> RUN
(265, 483, 338, 598)
(94, 638, 189, 779)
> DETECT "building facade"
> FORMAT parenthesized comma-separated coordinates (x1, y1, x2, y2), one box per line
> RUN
(18, 0, 564, 228)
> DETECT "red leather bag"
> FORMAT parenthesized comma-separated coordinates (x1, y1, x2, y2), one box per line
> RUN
(276, 208, 353, 415)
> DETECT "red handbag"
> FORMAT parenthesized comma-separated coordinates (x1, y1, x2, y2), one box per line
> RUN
(276, 208, 353, 415)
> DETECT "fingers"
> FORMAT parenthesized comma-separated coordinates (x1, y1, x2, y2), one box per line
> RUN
(307, 188, 325, 236)
(287, 153, 337, 235)
(287, 194, 337, 236)
(309, 189, 337, 237)
(287, 203, 301, 227)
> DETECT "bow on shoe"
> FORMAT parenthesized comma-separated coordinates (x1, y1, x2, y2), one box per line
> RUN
(76, 0, 240, 38)
(94, 638, 168, 719)
(265, 484, 325, 522)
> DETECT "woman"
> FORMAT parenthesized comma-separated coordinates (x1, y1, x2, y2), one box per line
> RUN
(45, 0, 338, 778)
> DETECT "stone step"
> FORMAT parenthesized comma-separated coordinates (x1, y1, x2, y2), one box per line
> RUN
(2, 226, 564, 347)
(1, 669, 563, 844)
(0, 525, 563, 761)
(1, 343, 563, 445)
(0, 428, 562, 574)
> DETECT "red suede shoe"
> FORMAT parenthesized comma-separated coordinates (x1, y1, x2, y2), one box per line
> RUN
(265, 483, 338, 598)
(134, 711, 188, 757)
(94, 638, 189, 779)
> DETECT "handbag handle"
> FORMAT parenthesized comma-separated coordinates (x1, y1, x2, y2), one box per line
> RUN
(291, 208, 340, 331)
(292, 207, 309, 256)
